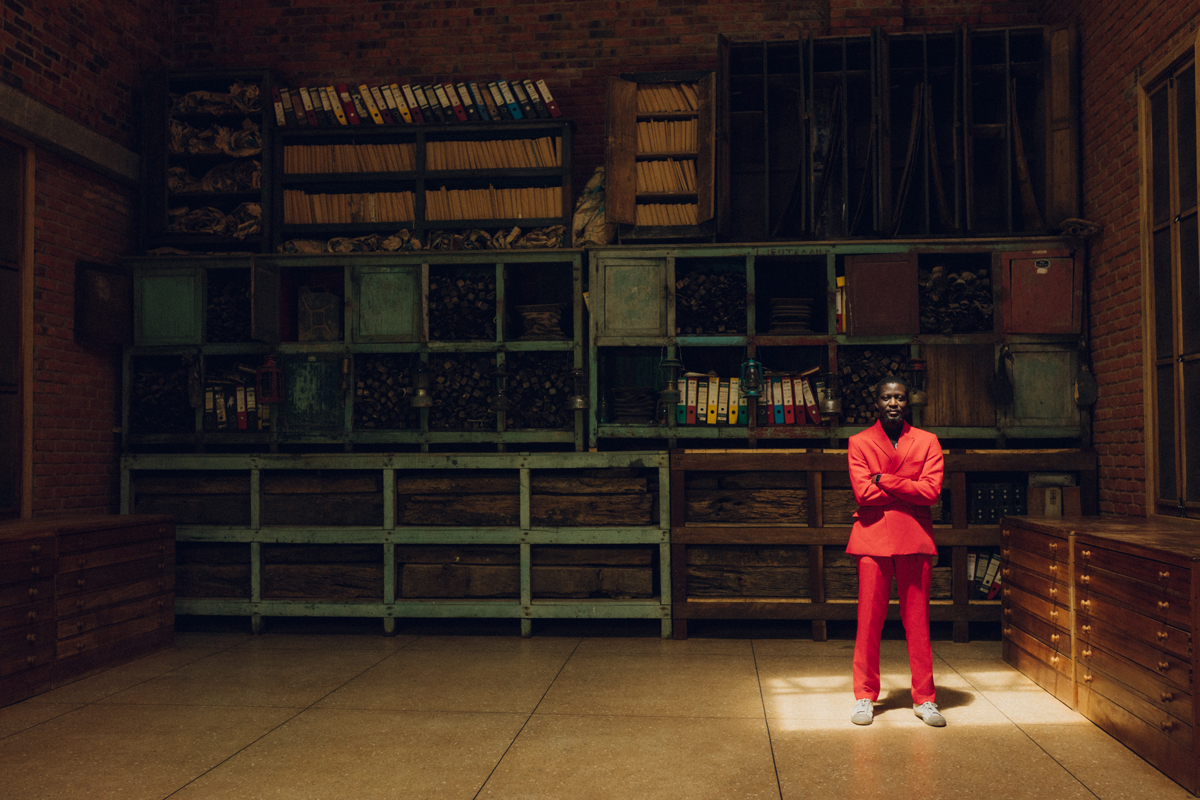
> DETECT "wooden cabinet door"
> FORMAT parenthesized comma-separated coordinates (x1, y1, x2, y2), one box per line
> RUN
(134, 269, 202, 345)
(352, 265, 422, 343)
(844, 253, 918, 335)
(595, 257, 669, 339)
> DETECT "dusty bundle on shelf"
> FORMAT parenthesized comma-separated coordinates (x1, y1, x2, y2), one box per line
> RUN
(166, 202, 261, 238)
(635, 159, 697, 193)
(426, 137, 560, 170)
(515, 303, 567, 340)
(355, 355, 419, 429)
(428, 272, 496, 340)
(428, 354, 495, 430)
(675, 271, 747, 334)
(506, 352, 573, 429)
(634, 203, 698, 226)
(168, 160, 261, 194)
(283, 143, 416, 173)
(919, 265, 994, 334)
(838, 348, 909, 425)
(282, 190, 415, 224)
(636, 82, 699, 113)
(769, 298, 814, 334)
(278, 230, 423, 254)
(130, 361, 192, 434)
(171, 81, 261, 115)
(424, 185, 562, 221)
(636, 119, 697, 152)
(424, 225, 565, 251)
(168, 118, 262, 157)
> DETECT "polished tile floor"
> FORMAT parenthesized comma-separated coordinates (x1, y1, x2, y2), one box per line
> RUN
(0, 621, 1191, 800)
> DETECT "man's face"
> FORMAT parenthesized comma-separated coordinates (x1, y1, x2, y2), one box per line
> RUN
(875, 382, 908, 424)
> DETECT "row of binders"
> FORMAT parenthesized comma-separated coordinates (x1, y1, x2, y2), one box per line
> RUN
(635, 159, 697, 193)
(204, 384, 270, 432)
(272, 79, 561, 128)
(675, 375, 749, 426)
(283, 190, 415, 224)
(755, 372, 825, 426)
(283, 144, 416, 174)
(637, 82, 700, 113)
(635, 203, 699, 226)
(967, 550, 1003, 600)
(427, 137, 561, 171)
(636, 120, 698, 153)
(425, 185, 562, 221)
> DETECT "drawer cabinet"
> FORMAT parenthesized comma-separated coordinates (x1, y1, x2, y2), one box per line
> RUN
(1000, 520, 1074, 706)
(1001, 515, 1200, 795)
(0, 515, 174, 706)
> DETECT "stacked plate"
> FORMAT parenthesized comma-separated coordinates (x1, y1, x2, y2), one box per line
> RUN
(516, 303, 567, 339)
(769, 297, 813, 334)
(609, 387, 658, 423)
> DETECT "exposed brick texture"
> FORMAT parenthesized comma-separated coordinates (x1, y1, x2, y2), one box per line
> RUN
(1042, 0, 1199, 516)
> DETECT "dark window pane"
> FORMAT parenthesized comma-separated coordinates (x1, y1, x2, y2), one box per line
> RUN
(1177, 65, 1197, 213)
(0, 143, 18, 266)
(1186, 359, 1200, 503)
(0, 268, 16, 386)
(0, 391, 15, 512)
(1154, 227, 1175, 359)
(1152, 85, 1171, 225)
(1158, 364, 1178, 503)
(1181, 214, 1200, 355)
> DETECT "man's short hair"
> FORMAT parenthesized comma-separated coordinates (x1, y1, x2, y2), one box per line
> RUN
(873, 376, 909, 398)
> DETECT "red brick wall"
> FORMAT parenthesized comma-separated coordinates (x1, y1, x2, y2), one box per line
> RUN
(2, 0, 166, 515)
(168, 0, 1040, 190)
(27, 151, 138, 515)
(1042, 1, 1199, 515)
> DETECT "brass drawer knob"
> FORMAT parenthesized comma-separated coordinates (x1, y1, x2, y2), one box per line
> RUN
(28, 587, 37, 598)
(1049, 542, 1058, 552)
(1050, 633, 1060, 643)
(1002, 529, 1010, 538)
(1159, 571, 1170, 581)
(1158, 661, 1171, 672)
(1079, 574, 1089, 584)
(1049, 563, 1059, 572)
(1002, 548, 1010, 558)
(26, 633, 36, 644)
(1079, 599, 1090, 608)
(1083, 673, 1094, 682)
(76, 578, 85, 587)
(26, 610, 36, 621)
(29, 544, 40, 554)
(1004, 608, 1012, 617)
(78, 558, 86, 567)
(30, 565, 39, 576)
(1003, 627, 1012, 636)
(1158, 601, 1169, 611)
(1082, 648, 1093, 657)
(1157, 631, 1169, 642)
(1050, 655, 1059, 663)
(1003, 587, 1011, 597)
(1049, 587, 1058, 597)
(1080, 624, 1091, 633)
(157, 599, 164, 608)
(1161, 720, 1176, 732)
(1080, 549, 1090, 558)
(1161, 691, 1175, 703)
(1003, 568, 1011, 577)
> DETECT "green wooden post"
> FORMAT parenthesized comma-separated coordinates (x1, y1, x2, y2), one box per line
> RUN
(250, 468, 262, 633)
(520, 466, 532, 636)
(658, 461, 672, 637)
(383, 467, 396, 635)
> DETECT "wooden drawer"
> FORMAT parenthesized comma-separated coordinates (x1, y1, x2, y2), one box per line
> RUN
(1006, 603, 1069, 651)
(0, 536, 52, 564)
(57, 593, 171, 641)
(1078, 633, 1192, 700)
(1002, 543, 1068, 583)
(1002, 525, 1068, 562)
(1004, 622, 1071, 678)
(56, 607, 174, 663)
(0, 622, 56, 678)
(58, 537, 173, 575)
(0, 577, 53, 610)
(0, 599, 53, 633)
(1078, 685, 1198, 794)
(57, 522, 172, 555)
(0, 557, 55, 587)
(59, 574, 173, 618)
(1077, 564, 1191, 628)
(1002, 635, 1074, 707)
(1077, 591, 1190, 661)
(1002, 564, 1067, 606)
(56, 556, 170, 598)
(1076, 541, 1189, 597)
(1078, 650, 1193, 730)
(1003, 582, 1071, 632)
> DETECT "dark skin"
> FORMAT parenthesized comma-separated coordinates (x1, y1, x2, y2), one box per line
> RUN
(872, 380, 909, 484)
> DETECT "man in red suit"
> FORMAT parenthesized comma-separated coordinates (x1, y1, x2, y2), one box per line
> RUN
(847, 377, 946, 727)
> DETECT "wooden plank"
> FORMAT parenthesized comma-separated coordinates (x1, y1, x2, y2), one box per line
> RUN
(530, 494, 655, 526)
(134, 494, 249, 526)
(175, 564, 251, 598)
(605, 77, 638, 225)
(531, 566, 653, 598)
(261, 475, 382, 494)
(261, 493, 383, 527)
(687, 566, 811, 597)
(397, 475, 518, 494)
(263, 564, 383, 599)
(176, 542, 249, 565)
(922, 344, 997, 427)
(134, 475, 248, 494)
(686, 546, 809, 567)
(686, 489, 807, 524)
(261, 545, 382, 564)
(399, 494, 520, 526)
(531, 475, 648, 494)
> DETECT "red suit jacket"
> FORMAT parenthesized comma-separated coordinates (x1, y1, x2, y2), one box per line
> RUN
(845, 421, 944, 557)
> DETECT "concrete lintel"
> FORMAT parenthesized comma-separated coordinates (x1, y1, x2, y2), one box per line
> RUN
(0, 83, 139, 186)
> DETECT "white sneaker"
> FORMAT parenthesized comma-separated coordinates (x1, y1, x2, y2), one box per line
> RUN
(914, 701, 946, 727)
(851, 698, 874, 725)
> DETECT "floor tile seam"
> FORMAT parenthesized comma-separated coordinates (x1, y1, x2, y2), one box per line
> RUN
(471, 636, 585, 800)
(751, 641, 790, 800)
(0, 705, 85, 743)
(1003, 718, 1105, 799)
(529, 709, 769, 721)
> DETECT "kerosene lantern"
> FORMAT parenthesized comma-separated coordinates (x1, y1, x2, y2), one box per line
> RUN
(657, 355, 684, 424)
(489, 363, 515, 412)
(740, 356, 764, 398)
(818, 369, 842, 418)
(907, 358, 928, 408)
(409, 361, 433, 408)
(568, 368, 589, 410)
(256, 355, 283, 404)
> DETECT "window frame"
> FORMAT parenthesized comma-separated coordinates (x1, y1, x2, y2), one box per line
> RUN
(1140, 31, 1200, 519)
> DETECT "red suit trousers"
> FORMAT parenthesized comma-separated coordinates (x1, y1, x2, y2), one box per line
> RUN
(852, 553, 935, 705)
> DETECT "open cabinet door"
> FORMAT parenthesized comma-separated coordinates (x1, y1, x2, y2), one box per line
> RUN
(251, 257, 281, 343)
(605, 77, 637, 225)
(696, 72, 716, 224)
(1044, 21, 1080, 228)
